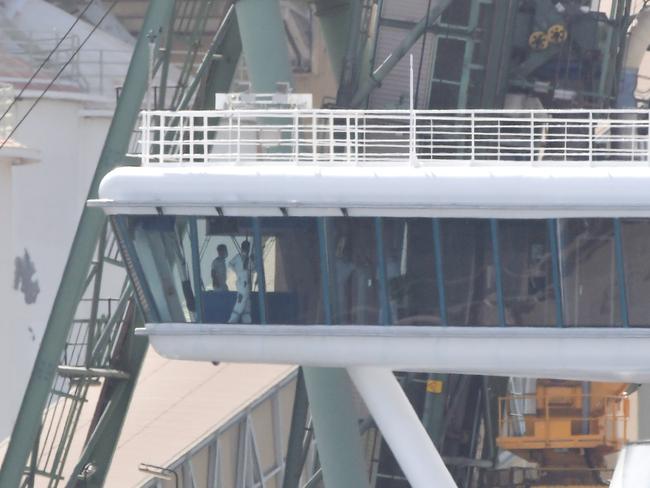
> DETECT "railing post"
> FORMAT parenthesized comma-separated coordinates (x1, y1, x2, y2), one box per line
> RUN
(329, 112, 334, 163)
(142, 111, 149, 165)
(530, 112, 535, 163)
(203, 115, 208, 163)
(410, 109, 417, 165)
(178, 114, 183, 163)
(497, 119, 501, 162)
(228, 110, 233, 162)
(588, 111, 593, 164)
(312, 113, 317, 163)
(354, 112, 359, 166)
(293, 109, 299, 163)
(189, 114, 195, 164)
(345, 114, 351, 164)
(647, 112, 650, 165)
(470, 112, 475, 163)
(236, 112, 241, 164)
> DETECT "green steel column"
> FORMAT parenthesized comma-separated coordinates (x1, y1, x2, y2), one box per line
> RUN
(195, 8, 241, 109)
(315, 0, 353, 81)
(235, 4, 370, 485)
(235, 0, 292, 91)
(349, 0, 453, 107)
(0, 2, 175, 485)
(302, 368, 370, 488)
(67, 306, 148, 487)
(335, 0, 362, 105)
(281, 369, 309, 488)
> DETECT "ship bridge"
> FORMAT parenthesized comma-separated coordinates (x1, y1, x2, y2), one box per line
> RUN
(91, 99, 650, 379)
(91, 97, 650, 488)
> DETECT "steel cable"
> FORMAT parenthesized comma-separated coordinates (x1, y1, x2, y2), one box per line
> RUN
(0, 0, 119, 150)
(0, 0, 97, 124)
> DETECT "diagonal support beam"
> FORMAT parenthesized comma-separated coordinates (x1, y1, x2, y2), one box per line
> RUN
(66, 305, 147, 487)
(349, 0, 453, 107)
(234, 4, 370, 487)
(0, 2, 175, 485)
(347, 367, 457, 488)
(281, 369, 309, 488)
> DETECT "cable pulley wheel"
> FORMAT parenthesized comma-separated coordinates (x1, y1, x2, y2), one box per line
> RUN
(528, 31, 549, 50)
(547, 24, 568, 44)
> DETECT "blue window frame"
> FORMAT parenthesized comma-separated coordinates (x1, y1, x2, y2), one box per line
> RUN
(112, 215, 638, 328)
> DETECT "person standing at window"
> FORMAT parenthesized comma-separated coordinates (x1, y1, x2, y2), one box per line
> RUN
(211, 244, 229, 291)
(228, 240, 253, 323)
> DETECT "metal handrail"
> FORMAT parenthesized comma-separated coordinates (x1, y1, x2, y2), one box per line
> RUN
(134, 108, 650, 166)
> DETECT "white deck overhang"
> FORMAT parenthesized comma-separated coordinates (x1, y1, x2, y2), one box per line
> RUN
(93, 165, 650, 218)
(137, 325, 650, 383)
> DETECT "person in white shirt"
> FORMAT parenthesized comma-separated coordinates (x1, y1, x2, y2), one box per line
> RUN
(228, 240, 253, 323)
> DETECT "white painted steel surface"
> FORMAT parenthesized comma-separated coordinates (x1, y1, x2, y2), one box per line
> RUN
(95, 164, 650, 218)
(348, 367, 457, 488)
(137, 325, 650, 383)
(610, 442, 650, 488)
(135, 108, 650, 166)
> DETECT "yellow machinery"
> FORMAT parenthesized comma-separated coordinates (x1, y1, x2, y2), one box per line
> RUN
(496, 381, 629, 487)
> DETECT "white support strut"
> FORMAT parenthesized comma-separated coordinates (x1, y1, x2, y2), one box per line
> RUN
(347, 366, 457, 488)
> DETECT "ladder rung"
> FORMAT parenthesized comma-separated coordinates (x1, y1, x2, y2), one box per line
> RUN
(57, 366, 130, 380)
(104, 257, 124, 267)
(23, 469, 63, 481)
(49, 389, 85, 401)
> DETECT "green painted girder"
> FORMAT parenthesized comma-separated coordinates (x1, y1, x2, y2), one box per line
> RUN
(335, 0, 363, 105)
(62, 8, 244, 486)
(193, 5, 241, 109)
(0, 2, 176, 485)
(315, 0, 354, 81)
(169, 0, 217, 109)
(66, 303, 147, 488)
(281, 369, 309, 488)
(233, 3, 371, 487)
(303, 368, 371, 488)
(481, 0, 518, 109)
(349, 0, 453, 108)
(235, 0, 293, 92)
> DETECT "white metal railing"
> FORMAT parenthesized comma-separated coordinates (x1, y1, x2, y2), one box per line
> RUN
(0, 29, 132, 95)
(136, 109, 650, 166)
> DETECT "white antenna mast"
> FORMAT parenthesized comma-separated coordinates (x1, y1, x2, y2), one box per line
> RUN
(409, 53, 414, 111)
(408, 53, 417, 165)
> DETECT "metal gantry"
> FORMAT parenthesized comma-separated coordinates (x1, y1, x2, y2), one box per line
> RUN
(2, 0, 642, 486)
(0, 1, 244, 486)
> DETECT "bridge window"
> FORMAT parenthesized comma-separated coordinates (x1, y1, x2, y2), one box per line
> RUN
(619, 219, 649, 327)
(441, 220, 500, 326)
(381, 219, 441, 325)
(499, 220, 557, 326)
(113, 215, 637, 328)
(558, 219, 621, 326)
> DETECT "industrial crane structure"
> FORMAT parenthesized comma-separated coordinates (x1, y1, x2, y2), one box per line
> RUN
(2, 0, 650, 487)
